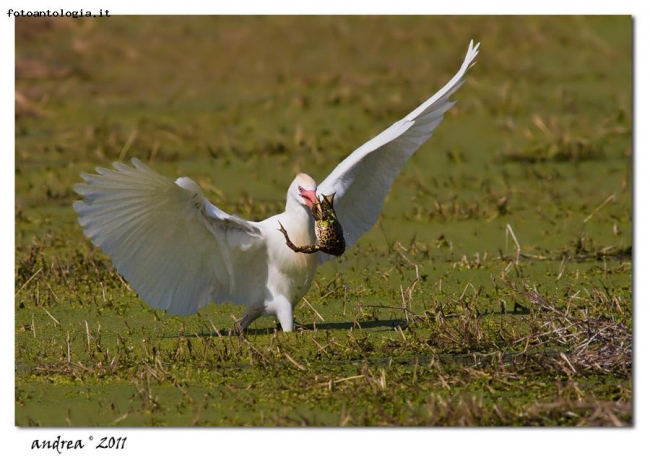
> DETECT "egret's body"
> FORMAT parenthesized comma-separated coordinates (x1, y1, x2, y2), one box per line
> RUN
(74, 41, 480, 331)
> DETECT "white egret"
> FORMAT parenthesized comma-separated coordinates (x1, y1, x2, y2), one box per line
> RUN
(74, 41, 480, 331)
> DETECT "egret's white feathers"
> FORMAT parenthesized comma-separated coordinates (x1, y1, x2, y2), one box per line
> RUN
(73, 41, 479, 330)
(74, 158, 267, 315)
(317, 40, 479, 260)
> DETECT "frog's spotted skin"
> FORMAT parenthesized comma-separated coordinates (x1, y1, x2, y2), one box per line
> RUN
(278, 193, 346, 257)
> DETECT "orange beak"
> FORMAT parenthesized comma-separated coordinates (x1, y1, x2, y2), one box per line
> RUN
(298, 186, 318, 209)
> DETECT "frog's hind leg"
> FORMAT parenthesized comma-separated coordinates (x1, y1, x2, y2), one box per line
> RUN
(277, 222, 322, 254)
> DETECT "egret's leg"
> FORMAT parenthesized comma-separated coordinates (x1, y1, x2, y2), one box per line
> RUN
(274, 300, 295, 332)
(238, 306, 264, 331)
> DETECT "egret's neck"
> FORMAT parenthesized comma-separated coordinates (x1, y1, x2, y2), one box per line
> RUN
(279, 198, 315, 243)
(285, 193, 305, 213)
(284, 199, 313, 225)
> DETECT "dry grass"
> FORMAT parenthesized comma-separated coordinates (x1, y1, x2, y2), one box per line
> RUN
(15, 16, 631, 426)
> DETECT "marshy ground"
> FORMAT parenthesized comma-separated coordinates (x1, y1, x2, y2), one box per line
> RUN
(15, 16, 631, 426)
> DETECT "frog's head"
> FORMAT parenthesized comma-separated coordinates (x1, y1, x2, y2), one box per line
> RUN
(321, 193, 336, 210)
(311, 193, 336, 221)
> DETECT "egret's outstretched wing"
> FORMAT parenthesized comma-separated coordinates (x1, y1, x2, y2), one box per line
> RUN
(73, 158, 267, 314)
(317, 40, 479, 258)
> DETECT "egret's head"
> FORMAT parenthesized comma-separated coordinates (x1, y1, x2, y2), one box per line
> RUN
(288, 173, 318, 210)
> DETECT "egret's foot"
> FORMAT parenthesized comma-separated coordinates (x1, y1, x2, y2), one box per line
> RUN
(275, 320, 313, 331)
(231, 322, 245, 336)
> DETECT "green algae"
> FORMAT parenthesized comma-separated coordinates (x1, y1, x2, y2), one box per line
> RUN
(16, 16, 631, 426)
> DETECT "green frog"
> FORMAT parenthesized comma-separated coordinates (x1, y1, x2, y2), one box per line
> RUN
(278, 193, 346, 257)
